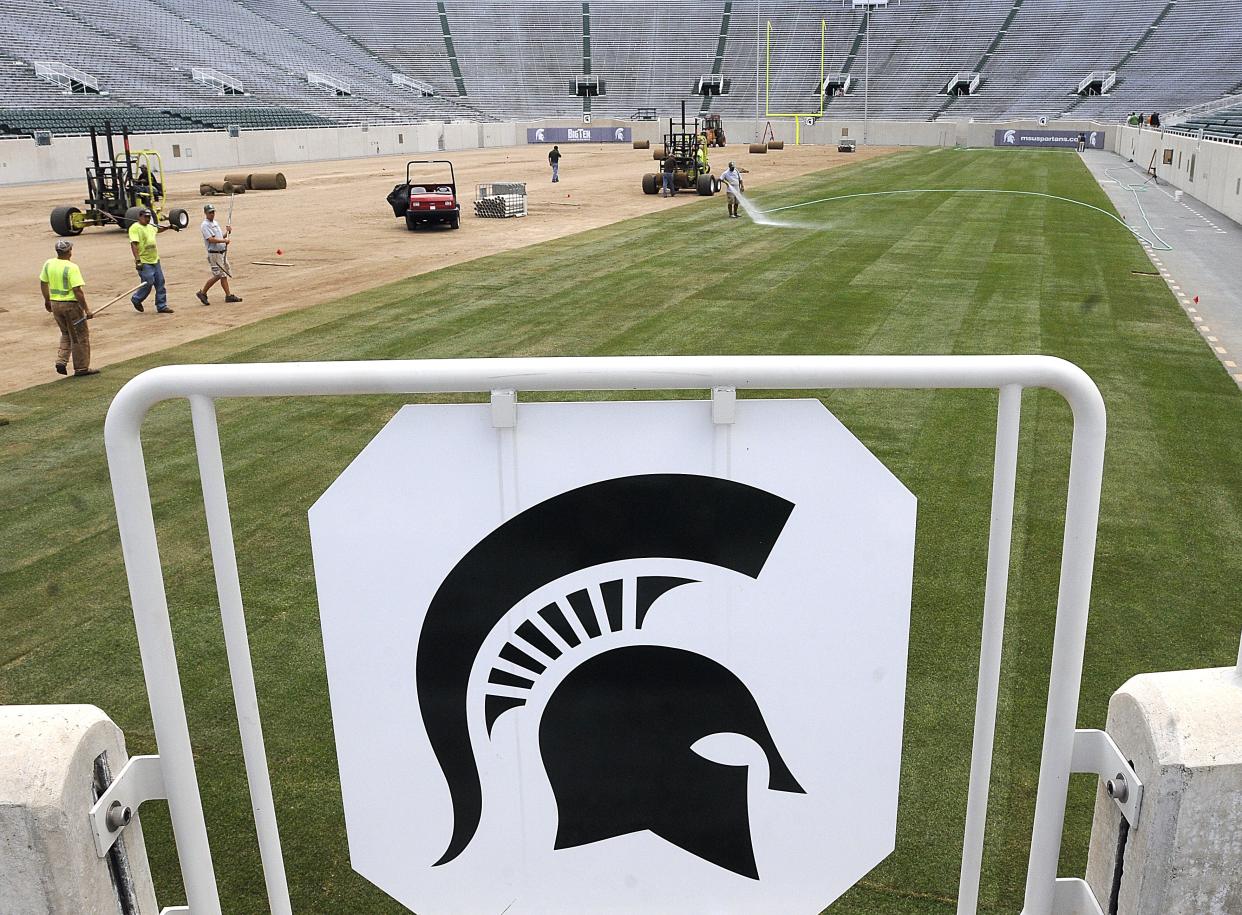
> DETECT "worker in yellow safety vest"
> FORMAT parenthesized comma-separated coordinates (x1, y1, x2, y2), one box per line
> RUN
(39, 239, 97, 376)
(129, 208, 173, 314)
(696, 134, 709, 174)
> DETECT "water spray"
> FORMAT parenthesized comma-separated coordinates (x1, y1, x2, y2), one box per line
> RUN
(736, 186, 1173, 251)
(729, 188, 802, 228)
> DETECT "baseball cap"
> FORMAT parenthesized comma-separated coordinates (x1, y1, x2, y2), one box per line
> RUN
(138, 208, 152, 217)
(54, 239, 73, 253)
(203, 203, 216, 212)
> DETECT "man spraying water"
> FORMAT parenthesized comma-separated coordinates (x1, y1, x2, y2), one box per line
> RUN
(716, 164, 802, 229)
(719, 161, 745, 219)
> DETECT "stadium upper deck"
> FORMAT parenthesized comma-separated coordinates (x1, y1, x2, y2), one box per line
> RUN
(1, 0, 1238, 136)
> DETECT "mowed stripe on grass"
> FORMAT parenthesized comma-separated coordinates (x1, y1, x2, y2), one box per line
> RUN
(2, 148, 1240, 914)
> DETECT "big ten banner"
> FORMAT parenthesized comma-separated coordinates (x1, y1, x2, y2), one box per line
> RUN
(528, 126, 631, 143)
(995, 128, 1105, 149)
(309, 398, 916, 914)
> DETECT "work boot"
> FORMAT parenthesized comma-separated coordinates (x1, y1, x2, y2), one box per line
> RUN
(73, 368, 100, 377)
(157, 307, 175, 315)
(132, 299, 144, 312)
(55, 363, 67, 375)
(224, 294, 243, 303)
(196, 290, 210, 306)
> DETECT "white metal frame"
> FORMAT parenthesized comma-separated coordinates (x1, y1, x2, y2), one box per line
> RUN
(307, 71, 351, 96)
(823, 72, 853, 97)
(104, 355, 1112, 915)
(946, 71, 982, 96)
(191, 67, 244, 96)
(33, 60, 100, 94)
(1076, 70, 1117, 96)
(392, 72, 435, 96)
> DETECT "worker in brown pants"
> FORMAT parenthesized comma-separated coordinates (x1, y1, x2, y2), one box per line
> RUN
(39, 239, 97, 376)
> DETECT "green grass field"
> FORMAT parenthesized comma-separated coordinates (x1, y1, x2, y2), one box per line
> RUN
(3, 147, 1241, 914)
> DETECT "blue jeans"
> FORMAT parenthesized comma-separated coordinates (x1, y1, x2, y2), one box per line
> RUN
(133, 261, 168, 310)
(551, 162, 559, 182)
(662, 172, 673, 194)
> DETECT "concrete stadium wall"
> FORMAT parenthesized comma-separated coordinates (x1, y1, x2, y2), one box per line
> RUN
(0, 116, 1119, 187)
(614, 117, 957, 148)
(0, 121, 520, 185)
(1113, 125, 1242, 224)
(533, 116, 1114, 150)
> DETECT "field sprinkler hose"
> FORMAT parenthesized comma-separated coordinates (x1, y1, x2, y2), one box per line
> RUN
(1102, 165, 1173, 251)
(762, 187, 1173, 252)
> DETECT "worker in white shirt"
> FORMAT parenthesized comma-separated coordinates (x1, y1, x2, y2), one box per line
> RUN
(196, 203, 243, 306)
(719, 162, 745, 219)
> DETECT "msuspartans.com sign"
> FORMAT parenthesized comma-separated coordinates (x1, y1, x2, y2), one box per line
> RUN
(994, 128, 1104, 149)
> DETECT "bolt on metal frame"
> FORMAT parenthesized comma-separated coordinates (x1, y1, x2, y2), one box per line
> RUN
(104, 355, 1112, 915)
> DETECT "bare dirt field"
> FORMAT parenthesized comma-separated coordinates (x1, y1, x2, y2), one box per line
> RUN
(0, 142, 892, 394)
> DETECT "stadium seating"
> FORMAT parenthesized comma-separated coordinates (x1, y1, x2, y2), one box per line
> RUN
(166, 107, 334, 130)
(592, 3, 741, 120)
(1070, 0, 1242, 120)
(0, 105, 342, 138)
(306, 0, 463, 99)
(938, 1, 1172, 120)
(1175, 102, 1242, 140)
(0, 107, 197, 136)
(0, 0, 1240, 135)
(0, 0, 488, 135)
(448, 2, 584, 119)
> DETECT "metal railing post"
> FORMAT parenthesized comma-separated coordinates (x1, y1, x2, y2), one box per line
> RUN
(189, 396, 293, 915)
(104, 400, 222, 915)
(957, 383, 1023, 914)
(1022, 380, 1107, 915)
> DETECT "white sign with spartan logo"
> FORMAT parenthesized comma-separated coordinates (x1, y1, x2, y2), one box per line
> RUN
(309, 398, 917, 913)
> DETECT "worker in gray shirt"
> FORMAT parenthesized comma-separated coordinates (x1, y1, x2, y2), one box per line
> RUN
(195, 203, 242, 306)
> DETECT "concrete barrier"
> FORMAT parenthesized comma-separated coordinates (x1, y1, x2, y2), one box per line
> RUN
(0, 115, 1120, 187)
(0, 705, 159, 914)
(1085, 666, 1242, 914)
(0, 121, 512, 185)
(1114, 124, 1242, 225)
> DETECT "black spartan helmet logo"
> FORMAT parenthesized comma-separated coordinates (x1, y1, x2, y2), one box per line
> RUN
(414, 473, 805, 879)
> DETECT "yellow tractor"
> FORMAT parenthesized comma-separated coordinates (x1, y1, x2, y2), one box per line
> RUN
(703, 113, 727, 147)
(51, 122, 188, 236)
(642, 103, 719, 197)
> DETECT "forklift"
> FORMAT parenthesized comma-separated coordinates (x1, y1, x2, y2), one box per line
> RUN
(703, 112, 727, 147)
(641, 101, 718, 197)
(50, 122, 188, 236)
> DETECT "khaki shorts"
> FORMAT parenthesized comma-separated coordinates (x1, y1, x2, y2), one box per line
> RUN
(207, 251, 230, 278)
